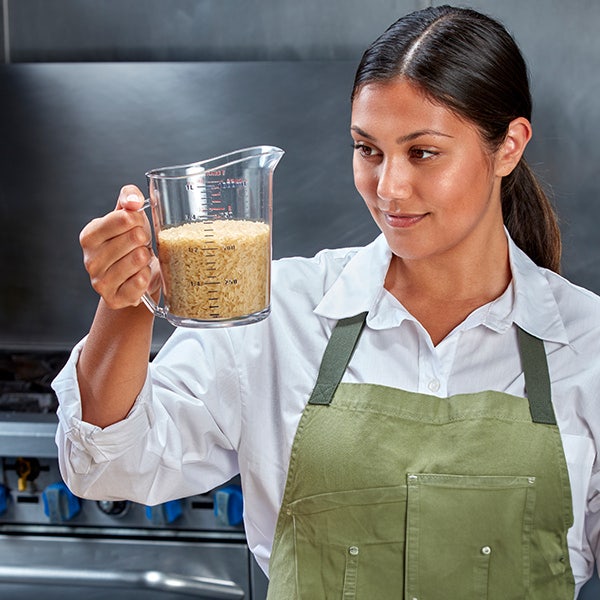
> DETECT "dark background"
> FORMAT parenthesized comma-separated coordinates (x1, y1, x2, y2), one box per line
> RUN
(0, 1, 599, 596)
(1, 0, 599, 351)
(0, 60, 368, 349)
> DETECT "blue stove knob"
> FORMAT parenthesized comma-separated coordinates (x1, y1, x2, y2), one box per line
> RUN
(0, 484, 9, 516)
(145, 499, 183, 526)
(214, 485, 244, 527)
(42, 482, 81, 523)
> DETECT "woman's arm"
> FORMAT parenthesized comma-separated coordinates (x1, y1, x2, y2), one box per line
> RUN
(76, 185, 159, 428)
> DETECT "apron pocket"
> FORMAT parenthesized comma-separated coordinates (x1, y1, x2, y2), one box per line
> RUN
(288, 485, 406, 599)
(405, 473, 536, 600)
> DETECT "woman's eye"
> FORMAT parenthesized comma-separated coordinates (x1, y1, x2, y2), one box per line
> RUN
(353, 143, 380, 158)
(410, 148, 437, 160)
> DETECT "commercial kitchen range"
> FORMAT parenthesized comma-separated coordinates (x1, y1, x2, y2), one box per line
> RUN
(0, 350, 268, 599)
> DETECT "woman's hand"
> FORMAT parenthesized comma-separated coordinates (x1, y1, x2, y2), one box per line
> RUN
(79, 185, 160, 310)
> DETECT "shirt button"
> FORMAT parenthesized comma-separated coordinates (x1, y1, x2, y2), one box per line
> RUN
(348, 546, 359, 556)
(481, 546, 492, 555)
(428, 379, 441, 393)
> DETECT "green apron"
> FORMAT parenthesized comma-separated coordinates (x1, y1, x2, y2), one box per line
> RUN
(267, 312, 575, 599)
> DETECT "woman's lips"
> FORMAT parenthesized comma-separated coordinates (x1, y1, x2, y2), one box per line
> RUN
(383, 213, 427, 228)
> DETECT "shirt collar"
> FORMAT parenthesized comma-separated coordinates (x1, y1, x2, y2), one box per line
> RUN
(507, 233, 569, 344)
(313, 234, 395, 328)
(314, 232, 570, 345)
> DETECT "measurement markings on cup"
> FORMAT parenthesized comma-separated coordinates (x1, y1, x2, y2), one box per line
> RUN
(204, 225, 221, 317)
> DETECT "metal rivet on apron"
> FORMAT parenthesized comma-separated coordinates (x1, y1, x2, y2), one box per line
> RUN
(348, 546, 359, 556)
(408, 474, 418, 481)
(481, 546, 492, 555)
(528, 477, 536, 484)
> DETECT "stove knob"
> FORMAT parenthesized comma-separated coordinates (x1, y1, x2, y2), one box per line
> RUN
(42, 482, 81, 523)
(0, 484, 9, 516)
(214, 485, 243, 527)
(145, 499, 183, 526)
(97, 500, 130, 518)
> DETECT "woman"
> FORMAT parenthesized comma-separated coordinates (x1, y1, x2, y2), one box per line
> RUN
(53, 5, 600, 598)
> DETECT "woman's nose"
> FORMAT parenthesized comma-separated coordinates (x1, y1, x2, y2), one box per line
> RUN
(376, 159, 412, 205)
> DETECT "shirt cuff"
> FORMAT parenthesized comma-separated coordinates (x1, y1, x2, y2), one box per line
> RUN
(53, 337, 153, 467)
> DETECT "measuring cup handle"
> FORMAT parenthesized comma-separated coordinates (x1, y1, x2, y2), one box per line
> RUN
(137, 198, 151, 212)
(140, 292, 168, 319)
(137, 199, 168, 320)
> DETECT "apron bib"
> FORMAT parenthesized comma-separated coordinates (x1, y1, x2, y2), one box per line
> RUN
(267, 313, 575, 599)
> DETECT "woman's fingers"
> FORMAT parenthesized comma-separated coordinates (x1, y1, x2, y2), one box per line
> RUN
(79, 185, 157, 309)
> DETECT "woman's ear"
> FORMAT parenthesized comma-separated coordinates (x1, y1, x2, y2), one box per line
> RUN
(495, 117, 533, 176)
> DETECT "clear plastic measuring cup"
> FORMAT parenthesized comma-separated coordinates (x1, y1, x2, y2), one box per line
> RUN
(142, 145, 284, 328)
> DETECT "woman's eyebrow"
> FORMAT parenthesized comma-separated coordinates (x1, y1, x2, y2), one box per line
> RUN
(351, 125, 453, 143)
(350, 125, 376, 140)
(396, 129, 454, 143)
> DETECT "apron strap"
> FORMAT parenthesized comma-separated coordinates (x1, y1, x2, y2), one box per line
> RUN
(308, 314, 556, 426)
(308, 312, 368, 406)
(516, 326, 556, 425)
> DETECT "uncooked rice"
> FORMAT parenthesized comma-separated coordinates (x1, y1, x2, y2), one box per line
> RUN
(158, 220, 270, 320)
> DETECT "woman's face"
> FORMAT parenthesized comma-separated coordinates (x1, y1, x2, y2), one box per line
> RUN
(351, 79, 505, 265)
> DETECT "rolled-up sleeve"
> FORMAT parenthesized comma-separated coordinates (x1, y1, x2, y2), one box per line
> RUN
(54, 341, 153, 471)
(52, 329, 243, 505)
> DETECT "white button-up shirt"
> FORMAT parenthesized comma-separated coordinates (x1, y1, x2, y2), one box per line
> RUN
(53, 233, 600, 594)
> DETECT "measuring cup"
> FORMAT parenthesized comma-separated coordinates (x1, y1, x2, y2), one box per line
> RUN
(141, 145, 284, 328)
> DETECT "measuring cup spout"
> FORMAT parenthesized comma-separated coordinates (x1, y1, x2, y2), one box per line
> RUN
(256, 146, 285, 171)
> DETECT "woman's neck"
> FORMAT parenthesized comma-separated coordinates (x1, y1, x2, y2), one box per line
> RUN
(384, 230, 511, 345)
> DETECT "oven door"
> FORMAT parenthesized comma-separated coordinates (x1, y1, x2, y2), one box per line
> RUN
(0, 533, 258, 599)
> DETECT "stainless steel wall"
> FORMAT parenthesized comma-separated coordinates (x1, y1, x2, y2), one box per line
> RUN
(2, 1, 600, 292)
(5, 0, 415, 62)
(0, 1, 594, 64)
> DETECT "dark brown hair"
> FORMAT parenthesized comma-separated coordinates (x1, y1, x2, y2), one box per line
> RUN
(352, 5, 561, 272)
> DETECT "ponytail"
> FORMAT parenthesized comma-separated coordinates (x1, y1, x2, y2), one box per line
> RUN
(501, 159, 561, 273)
